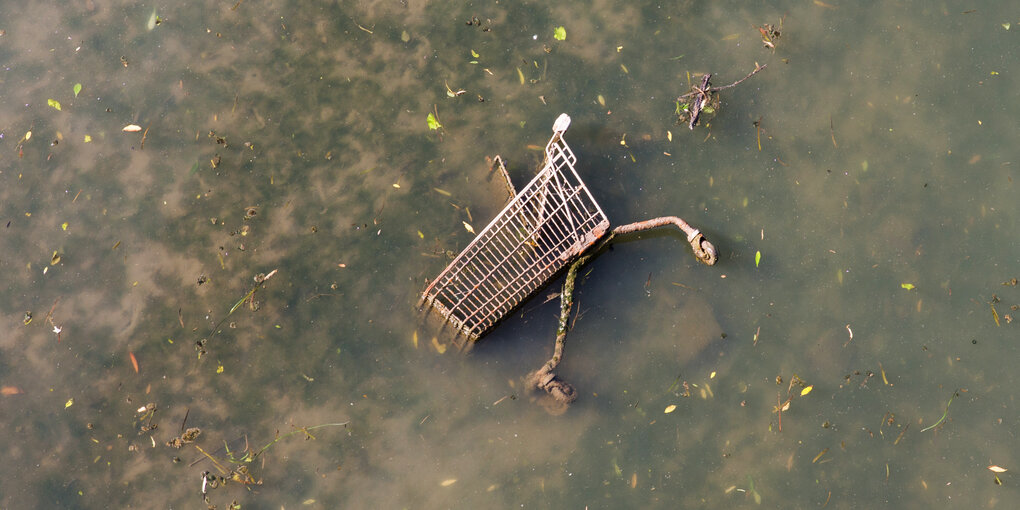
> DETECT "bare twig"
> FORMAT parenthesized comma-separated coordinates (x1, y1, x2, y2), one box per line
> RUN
(677, 64, 767, 129)
(678, 63, 768, 101)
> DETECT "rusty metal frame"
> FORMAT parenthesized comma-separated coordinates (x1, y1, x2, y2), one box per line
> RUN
(421, 114, 609, 342)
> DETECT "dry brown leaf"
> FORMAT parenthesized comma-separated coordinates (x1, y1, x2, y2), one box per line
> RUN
(1, 386, 24, 396)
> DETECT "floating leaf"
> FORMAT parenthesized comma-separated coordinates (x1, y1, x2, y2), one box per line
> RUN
(47, 99, 62, 111)
(900, 283, 915, 290)
(412, 330, 419, 349)
(440, 479, 457, 487)
(463, 221, 475, 235)
(84, 134, 92, 143)
(664, 404, 677, 414)
(426, 113, 441, 131)
(73, 83, 82, 97)
(122, 124, 143, 132)
(431, 337, 447, 354)
(553, 26, 566, 41)
(216, 364, 224, 374)
(65, 398, 74, 408)
(800, 385, 813, 396)
(61, 222, 69, 231)
(755, 250, 762, 267)
(989, 465, 1008, 473)
(470, 49, 479, 58)
(129, 352, 139, 373)
(1, 386, 24, 396)
(1003, 23, 1011, 31)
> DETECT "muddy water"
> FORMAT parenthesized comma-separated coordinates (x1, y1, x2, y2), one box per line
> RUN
(1, 0, 1019, 508)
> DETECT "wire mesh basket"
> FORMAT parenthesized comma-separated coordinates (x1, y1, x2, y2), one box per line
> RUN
(421, 114, 609, 343)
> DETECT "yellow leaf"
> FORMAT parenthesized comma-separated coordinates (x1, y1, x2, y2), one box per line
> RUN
(440, 478, 457, 487)
(412, 330, 419, 349)
(800, 385, 813, 396)
(84, 134, 92, 143)
(65, 398, 74, 408)
(216, 364, 224, 374)
(901, 283, 915, 290)
(664, 404, 677, 414)
(463, 221, 475, 235)
(989, 465, 1008, 473)
(61, 222, 69, 231)
(431, 337, 447, 354)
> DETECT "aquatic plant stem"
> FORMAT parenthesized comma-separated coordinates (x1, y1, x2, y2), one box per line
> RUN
(920, 389, 960, 432)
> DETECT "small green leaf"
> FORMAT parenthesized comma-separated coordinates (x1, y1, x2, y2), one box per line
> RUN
(901, 283, 915, 290)
(470, 49, 479, 58)
(426, 112, 442, 131)
(553, 26, 566, 41)
(47, 98, 62, 111)
(701, 106, 715, 114)
(73, 83, 83, 98)
(755, 250, 762, 267)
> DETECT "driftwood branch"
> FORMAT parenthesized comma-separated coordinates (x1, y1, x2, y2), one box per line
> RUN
(677, 63, 767, 129)
(526, 216, 717, 407)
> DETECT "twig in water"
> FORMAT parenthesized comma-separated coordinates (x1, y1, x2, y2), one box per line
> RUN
(677, 64, 768, 129)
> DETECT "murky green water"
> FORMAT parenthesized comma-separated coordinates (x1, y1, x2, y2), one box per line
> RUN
(1, 1, 1018, 508)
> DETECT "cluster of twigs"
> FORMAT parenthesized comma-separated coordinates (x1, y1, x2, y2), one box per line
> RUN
(677, 64, 767, 129)
(192, 422, 349, 501)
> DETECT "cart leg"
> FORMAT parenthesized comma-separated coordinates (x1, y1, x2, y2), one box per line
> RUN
(488, 155, 516, 200)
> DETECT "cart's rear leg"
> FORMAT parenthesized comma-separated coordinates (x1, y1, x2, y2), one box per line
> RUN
(487, 155, 516, 200)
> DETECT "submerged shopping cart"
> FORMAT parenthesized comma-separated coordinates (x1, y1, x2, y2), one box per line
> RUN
(420, 113, 716, 349)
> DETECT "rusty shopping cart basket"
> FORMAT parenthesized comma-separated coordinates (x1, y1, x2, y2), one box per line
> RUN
(420, 113, 716, 348)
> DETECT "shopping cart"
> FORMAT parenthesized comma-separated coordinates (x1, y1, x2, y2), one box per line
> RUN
(420, 113, 715, 348)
